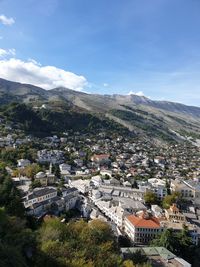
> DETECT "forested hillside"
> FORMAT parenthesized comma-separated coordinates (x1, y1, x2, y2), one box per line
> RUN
(0, 103, 129, 137)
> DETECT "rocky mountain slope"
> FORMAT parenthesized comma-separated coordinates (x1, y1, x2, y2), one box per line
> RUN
(0, 78, 200, 143)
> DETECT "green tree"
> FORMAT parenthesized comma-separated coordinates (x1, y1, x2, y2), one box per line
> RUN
(175, 225, 194, 261)
(162, 192, 181, 209)
(38, 218, 121, 267)
(31, 180, 42, 189)
(151, 228, 177, 252)
(130, 250, 148, 265)
(132, 180, 138, 189)
(0, 244, 27, 267)
(0, 175, 24, 217)
(23, 163, 42, 179)
(165, 179, 171, 195)
(52, 164, 61, 179)
(151, 226, 194, 263)
(144, 191, 159, 205)
(0, 207, 36, 267)
(123, 260, 135, 267)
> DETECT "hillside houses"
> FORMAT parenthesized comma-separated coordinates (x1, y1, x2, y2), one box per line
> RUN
(1, 124, 200, 249)
(37, 149, 64, 164)
(97, 184, 145, 200)
(171, 179, 200, 206)
(17, 159, 31, 168)
(35, 171, 56, 186)
(22, 186, 80, 217)
(91, 154, 110, 164)
(59, 163, 71, 175)
(121, 247, 191, 267)
(138, 178, 167, 200)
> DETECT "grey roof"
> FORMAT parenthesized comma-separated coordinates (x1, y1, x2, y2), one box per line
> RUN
(29, 196, 62, 209)
(64, 187, 78, 193)
(118, 198, 146, 210)
(112, 190, 120, 196)
(184, 180, 200, 191)
(64, 195, 77, 201)
(183, 212, 197, 220)
(121, 246, 176, 260)
(25, 187, 57, 200)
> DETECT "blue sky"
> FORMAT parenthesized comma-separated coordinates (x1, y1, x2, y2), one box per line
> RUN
(0, 0, 200, 106)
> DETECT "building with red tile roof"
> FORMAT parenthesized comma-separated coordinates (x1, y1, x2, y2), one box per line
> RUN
(91, 154, 110, 162)
(124, 211, 163, 244)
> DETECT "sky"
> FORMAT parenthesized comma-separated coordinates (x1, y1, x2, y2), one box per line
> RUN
(0, 0, 200, 106)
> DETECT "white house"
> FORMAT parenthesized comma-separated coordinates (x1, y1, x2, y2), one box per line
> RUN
(124, 211, 163, 244)
(91, 175, 103, 187)
(17, 159, 31, 168)
(151, 205, 163, 218)
(63, 187, 79, 211)
(37, 149, 64, 164)
(23, 187, 57, 208)
(59, 163, 71, 175)
(69, 179, 90, 194)
(148, 178, 167, 199)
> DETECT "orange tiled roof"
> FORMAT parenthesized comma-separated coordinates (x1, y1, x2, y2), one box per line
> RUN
(126, 214, 160, 228)
(170, 203, 179, 213)
(92, 154, 110, 160)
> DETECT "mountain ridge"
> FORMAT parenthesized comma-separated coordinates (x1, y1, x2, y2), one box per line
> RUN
(1, 77, 199, 109)
(0, 78, 200, 143)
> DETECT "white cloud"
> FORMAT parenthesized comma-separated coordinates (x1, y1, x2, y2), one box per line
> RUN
(103, 83, 109, 87)
(0, 58, 87, 90)
(0, 48, 16, 57)
(0, 14, 15, 25)
(128, 90, 145, 96)
(0, 49, 7, 57)
(28, 58, 41, 66)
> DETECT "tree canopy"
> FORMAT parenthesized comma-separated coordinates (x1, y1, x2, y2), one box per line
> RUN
(151, 226, 197, 264)
(37, 218, 121, 267)
(144, 191, 159, 205)
(162, 192, 181, 209)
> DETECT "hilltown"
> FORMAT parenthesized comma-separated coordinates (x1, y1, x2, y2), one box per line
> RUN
(1, 129, 200, 265)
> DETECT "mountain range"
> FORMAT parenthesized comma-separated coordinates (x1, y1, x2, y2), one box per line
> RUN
(0, 78, 200, 144)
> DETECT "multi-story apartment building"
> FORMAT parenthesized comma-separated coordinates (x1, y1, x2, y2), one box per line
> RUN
(124, 211, 163, 244)
(171, 179, 200, 206)
(23, 187, 57, 208)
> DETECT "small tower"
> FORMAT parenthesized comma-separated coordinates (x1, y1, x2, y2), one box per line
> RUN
(49, 162, 53, 174)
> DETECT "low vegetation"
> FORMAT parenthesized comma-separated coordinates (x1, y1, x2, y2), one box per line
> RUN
(110, 109, 176, 142)
(0, 103, 129, 137)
